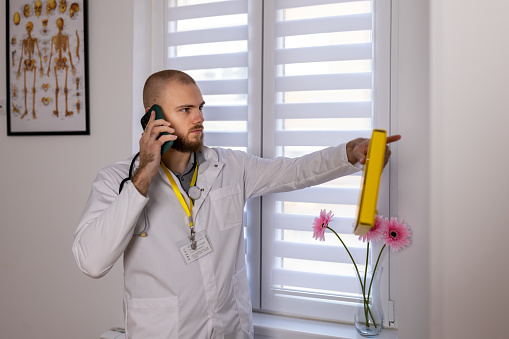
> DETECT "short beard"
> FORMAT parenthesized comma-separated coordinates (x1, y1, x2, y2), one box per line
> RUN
(171, 130, 204, 153)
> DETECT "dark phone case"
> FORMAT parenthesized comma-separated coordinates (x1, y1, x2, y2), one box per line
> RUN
(140, 104, 173, 155)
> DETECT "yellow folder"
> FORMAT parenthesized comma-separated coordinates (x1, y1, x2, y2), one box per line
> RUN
(354, 129, 387, 236)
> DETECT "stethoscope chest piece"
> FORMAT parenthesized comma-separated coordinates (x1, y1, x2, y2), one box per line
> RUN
(188, 186, 201, 200)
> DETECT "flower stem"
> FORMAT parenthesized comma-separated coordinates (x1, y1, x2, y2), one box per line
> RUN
(363, 242, 371, 327)
(326, 227, 362, 286)
(372, 244, 386, 279)
(326, 227, 376, 327)
(367, 244, 386, 310)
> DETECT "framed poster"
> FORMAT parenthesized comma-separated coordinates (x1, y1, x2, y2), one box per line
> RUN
(6, 0, 89, 135)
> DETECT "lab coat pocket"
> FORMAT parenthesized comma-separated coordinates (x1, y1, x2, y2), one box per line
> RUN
(210, 184, 243, 231)
(233, 266, 254, 337)
(126, 296, 179, 339)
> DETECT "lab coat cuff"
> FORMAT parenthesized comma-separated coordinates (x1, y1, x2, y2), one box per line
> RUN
(125, 180, 150, 203)
(353, 161, 364, 170)
(340, 143, 364, 171)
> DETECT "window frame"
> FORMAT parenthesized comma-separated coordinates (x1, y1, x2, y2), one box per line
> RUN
(258, 0, 393, 324)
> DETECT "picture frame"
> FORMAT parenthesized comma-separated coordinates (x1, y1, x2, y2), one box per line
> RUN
(6, 0, 89, 135)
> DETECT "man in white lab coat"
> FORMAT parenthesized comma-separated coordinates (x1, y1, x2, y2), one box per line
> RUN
(73, 70, 400, 339)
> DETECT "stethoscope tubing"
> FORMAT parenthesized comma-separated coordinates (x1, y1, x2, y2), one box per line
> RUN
(118, 152, 148, 236)
(118, 152, 140, 194)
(117, 152, 200, 237)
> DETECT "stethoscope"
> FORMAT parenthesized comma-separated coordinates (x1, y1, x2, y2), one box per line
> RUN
(188, 183, 201, 200)
(118, 152, 140, 194)
(117, 152, 202, 237)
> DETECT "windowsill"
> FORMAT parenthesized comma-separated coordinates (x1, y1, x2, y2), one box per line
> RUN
(253, 312, 398, 339)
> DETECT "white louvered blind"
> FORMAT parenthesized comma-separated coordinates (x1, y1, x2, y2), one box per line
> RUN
(260, 0, 391, 323)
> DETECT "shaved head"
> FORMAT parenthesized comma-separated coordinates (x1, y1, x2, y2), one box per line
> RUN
(142, 70, 196, 108)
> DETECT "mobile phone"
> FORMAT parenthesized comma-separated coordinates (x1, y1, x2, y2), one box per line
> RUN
(140, 104, 173, 155)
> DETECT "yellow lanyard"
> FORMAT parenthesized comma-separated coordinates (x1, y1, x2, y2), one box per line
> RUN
(161, 160, 198, 228)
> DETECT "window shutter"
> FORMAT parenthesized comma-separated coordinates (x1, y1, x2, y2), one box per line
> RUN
(260, 0, 390, 323)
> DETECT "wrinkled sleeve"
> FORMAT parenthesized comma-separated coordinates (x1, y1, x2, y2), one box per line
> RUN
(72, 167, 148, 278)
(242, 143, 362, 199)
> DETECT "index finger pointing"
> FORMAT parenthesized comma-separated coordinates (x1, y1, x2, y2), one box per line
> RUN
(386, 135, 402, 144)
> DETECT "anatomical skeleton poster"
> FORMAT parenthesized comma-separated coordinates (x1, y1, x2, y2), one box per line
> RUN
(6, 0, 89, 135)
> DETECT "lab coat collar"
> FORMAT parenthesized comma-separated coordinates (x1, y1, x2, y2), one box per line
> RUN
(192, 147, 223, 217)
(156, 147, 224, 224)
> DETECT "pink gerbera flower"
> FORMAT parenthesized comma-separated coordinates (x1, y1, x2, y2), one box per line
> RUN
(358, 215, 387, 243)
(383, 217, 411, 251)
(312, 209, 334, 241)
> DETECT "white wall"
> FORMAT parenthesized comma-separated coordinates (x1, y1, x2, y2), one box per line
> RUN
(0, 0, 134, 337)
(395, 1, 509, 338)
(429, 0, 509, 338)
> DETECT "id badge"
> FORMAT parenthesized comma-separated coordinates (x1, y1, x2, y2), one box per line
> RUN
(178, 232, 213, 265)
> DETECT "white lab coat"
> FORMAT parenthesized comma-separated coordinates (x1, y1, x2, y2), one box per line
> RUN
(73, 145, 360, 339)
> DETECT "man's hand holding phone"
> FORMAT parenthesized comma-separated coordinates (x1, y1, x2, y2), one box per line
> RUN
(133, 107, 177, 196)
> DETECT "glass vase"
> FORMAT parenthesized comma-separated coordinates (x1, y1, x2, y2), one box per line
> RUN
(353, 267, 384, 337)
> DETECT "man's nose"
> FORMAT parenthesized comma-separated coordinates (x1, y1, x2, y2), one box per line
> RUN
(193, 108, 204, 123)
